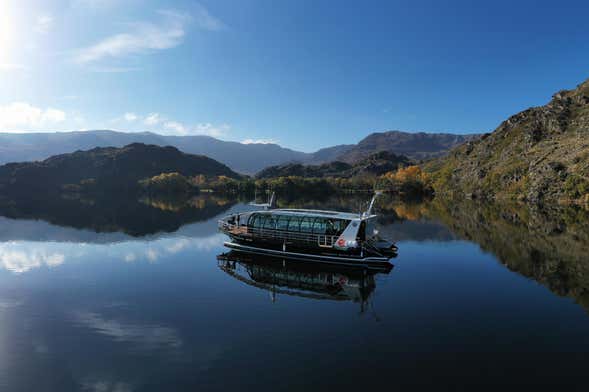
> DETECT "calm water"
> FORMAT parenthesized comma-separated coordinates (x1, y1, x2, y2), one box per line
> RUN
(0, 195, 588, 391)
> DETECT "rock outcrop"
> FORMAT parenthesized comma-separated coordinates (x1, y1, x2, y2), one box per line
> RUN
(426, 78, 589, 204)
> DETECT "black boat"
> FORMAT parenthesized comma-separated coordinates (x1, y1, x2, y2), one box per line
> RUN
(218, 193, 397, 265)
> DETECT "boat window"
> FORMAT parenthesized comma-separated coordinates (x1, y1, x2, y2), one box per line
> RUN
(287, 216, 301, 231)
(262, 215, 276, 230)
(300, 217, 314, 233)
(276, 215, 290, 230)
(325, 219, 336, 235)
(365, 218, 377, 239)
(248, 214, 259, 228)
(312, 218, 327, 234)
(325, 219, 347, 235)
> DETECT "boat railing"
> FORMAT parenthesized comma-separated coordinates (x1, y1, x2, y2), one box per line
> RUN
(219, 221, 339, 248)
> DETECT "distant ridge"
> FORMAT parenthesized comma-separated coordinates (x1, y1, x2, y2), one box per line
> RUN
(0, 129, 477, 174)
(0, 130, 306, 174)
(332, 131, 480, 163)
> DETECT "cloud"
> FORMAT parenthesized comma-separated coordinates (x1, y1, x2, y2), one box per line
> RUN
(74, 11, 189, 64)
(193, 3, 225, 31)
(165, 234, 225, 254)
(0, 102, 67, 131)
(88, 66, 141, 73)
(193, 123, 229, 137)
(124, 253, 137, 262)
(34, 14, 54, 34)
(71, 0, 121, 9)
(73, 311, 182, 350)
(163, 121, 185, 134)
(144, 113, 162, 126)
(116, 112, 228, 137)
(0, 245, 66, 273)
(145, 249, 159, 262)
(79, 380, 133, 392)
(242, 138, 278, 145)
(124, 112, 138, 122)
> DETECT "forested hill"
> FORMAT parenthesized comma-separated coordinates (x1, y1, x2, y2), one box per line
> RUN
(256, 151, 411, 179)
(0, 143, 240, 196)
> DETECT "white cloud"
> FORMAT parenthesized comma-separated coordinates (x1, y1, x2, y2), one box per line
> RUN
(193, 123, 229, 137)
(73, 311, 182, 350)
(242, 138, 278, 145)
(71, 0, 121, 9)
(0, 245, 66, 273)
(0, 102, 67, 131)
(124, 112, 138, 122)
(80, 380, 133, 392)
(144, 113, 162, 126)
(88, 66, 141, 73)
(161, 121, 229, 137)
(145, 249, 159, 262)
(34, 14, 54, 34)
(165, 234, 225, 254)
(124, 253, 137, 262)
(163, 121, 185, 134)
(74, 11, 189, 64)
(116, 112, 229, 137)
(193, 3, 225, 31)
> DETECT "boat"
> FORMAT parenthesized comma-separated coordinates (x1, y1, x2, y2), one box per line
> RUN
(217, 251, 392, 311)
(218, 193, 397, 265)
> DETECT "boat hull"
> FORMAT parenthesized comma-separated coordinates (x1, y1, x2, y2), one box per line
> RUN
(223, 241, 394, 267)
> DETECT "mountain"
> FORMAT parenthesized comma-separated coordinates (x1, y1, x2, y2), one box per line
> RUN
(256, 151, 411, 179)
(0, 130, 307, 174)
(426, 78, 589, 204)
(0, 130, 476, 174)
(334, 131, 479, 163)
(304, 144, 355, 164)
(0, 143, 240, 197)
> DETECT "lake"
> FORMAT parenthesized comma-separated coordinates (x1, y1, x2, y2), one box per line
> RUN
(0, 194, 588, 391)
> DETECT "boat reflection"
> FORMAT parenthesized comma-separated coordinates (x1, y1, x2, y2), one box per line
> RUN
(217, 251, 393, 312)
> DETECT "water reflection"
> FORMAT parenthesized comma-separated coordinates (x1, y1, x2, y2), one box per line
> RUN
(217, 251, 392, 313)
(423, 199, 589, 313)
(0, 193, 236, 237)
(0, 194, 588, 390)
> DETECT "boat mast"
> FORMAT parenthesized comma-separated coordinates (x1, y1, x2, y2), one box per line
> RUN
(363, 191, 382, 217)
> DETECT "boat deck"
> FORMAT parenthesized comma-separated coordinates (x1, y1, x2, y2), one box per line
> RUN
(223, 241, 392, 266)
(226, 225, 250, 236)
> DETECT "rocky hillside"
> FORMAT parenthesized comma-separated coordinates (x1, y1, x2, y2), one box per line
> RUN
(0, 143, 240, 196)
(256, 151, 411, 179)
(426, 78, 589, 204)
(334, 131, 478, 163)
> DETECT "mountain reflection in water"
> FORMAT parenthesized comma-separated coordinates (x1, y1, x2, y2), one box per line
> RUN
(423, 199, 589, 314)
(0, 193, 237, 237)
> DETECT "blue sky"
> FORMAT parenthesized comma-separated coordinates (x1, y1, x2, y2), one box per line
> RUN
(1, 0, 588, 152)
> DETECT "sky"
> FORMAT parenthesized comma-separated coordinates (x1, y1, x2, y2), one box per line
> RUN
(1, 0, 588, 152)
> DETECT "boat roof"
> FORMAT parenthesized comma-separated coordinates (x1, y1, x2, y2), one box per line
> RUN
(251, 208, 376, 220)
